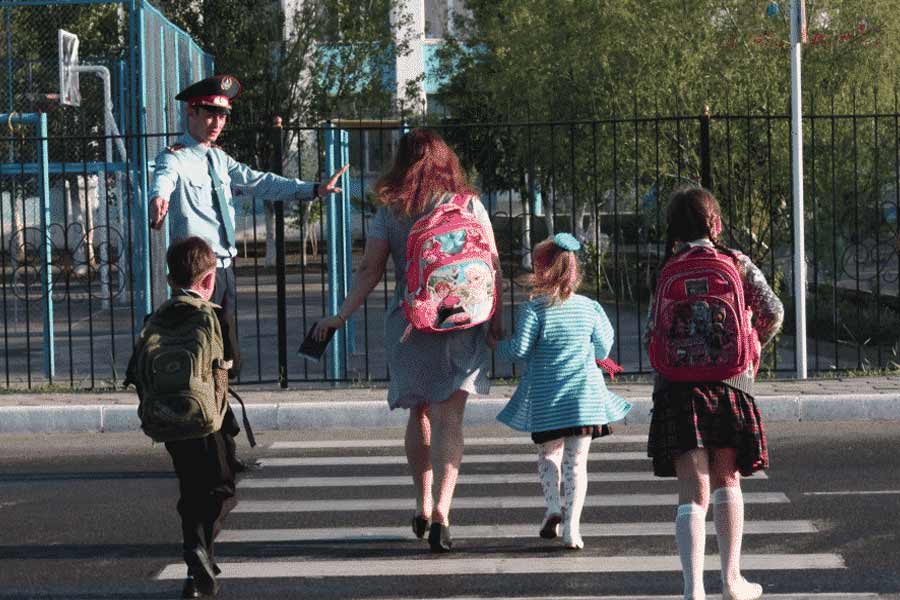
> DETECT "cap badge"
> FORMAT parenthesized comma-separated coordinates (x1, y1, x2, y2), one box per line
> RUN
(221, 76, 234, 91)
(213, 96, 228, 107)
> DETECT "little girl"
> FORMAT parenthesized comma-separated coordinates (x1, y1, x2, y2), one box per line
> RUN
(646, 188, 783, 600)
(490, 233, 632, 550)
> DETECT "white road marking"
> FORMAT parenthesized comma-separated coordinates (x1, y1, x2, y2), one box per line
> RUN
(232, 492, 789, 513)
(157, 553, 844, 579)
(259, 452, 648, 467)
(217, 519, 817, 543)
(803, 490, 900, 496)
(382, 596, 879, 600)
(268, 435, 648, 449)
(372, 596, 877, 600)
(240, 470, 767, 488)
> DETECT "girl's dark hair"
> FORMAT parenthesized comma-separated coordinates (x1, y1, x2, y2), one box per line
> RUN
(661, 186, 734, 264)
(374, 128, 475, 217)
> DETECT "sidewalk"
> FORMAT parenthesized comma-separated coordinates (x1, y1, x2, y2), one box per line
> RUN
(2, 376, 900, 434)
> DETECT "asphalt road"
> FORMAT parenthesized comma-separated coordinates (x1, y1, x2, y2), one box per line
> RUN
(0, 422, 898, 600)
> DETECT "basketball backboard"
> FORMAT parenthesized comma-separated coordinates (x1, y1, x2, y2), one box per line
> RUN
(58, 29, 81, 107)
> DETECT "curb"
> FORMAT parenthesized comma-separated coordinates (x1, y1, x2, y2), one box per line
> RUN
(1, 394, 900, 434)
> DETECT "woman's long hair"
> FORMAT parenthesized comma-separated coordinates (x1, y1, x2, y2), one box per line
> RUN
(374, 128, 475, 217)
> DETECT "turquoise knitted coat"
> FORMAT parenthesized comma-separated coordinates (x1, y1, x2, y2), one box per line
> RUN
(496, 294, 632, 433)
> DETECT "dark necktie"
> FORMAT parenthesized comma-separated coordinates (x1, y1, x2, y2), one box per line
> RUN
(207, 154, 235, 248)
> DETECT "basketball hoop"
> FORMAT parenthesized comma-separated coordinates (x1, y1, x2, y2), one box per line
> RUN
(58, 29, 81, 107)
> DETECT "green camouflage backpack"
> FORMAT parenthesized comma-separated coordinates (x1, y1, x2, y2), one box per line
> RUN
(125, 295, 229, 443)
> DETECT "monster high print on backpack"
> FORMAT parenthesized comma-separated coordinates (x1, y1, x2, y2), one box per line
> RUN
(648, 245, 759, 382)
(402, 193, 496, 337)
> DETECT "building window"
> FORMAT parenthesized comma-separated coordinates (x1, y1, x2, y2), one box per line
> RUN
(348, 127, 400, 176)
(425, 0, 449, 38)
(426, 94, 448, 118)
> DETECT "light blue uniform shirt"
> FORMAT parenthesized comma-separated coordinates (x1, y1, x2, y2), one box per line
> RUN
(496, 294, 632, 433)
(149, 132, 317, 259)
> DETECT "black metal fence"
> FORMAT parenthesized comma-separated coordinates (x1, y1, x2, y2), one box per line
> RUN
(3, 108, 900, 389)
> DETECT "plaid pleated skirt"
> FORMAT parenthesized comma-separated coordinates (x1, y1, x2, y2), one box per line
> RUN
(647, 382, 768, 477)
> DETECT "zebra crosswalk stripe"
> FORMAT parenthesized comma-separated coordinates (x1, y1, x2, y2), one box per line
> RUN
(259, 452, 648, 467)
(232, 492, 789, 513)
(82, 594, 888, 600)
(239, 470, 767, 488)
(216, 519, 817, 543)
(156, 553, 844, 580)
(268, 435, 648, 449)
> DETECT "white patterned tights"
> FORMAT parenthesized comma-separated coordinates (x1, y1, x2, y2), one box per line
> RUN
(538, 434, 592, 548)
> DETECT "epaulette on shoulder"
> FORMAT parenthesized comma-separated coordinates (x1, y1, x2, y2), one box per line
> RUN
(165, 143, 186, 153)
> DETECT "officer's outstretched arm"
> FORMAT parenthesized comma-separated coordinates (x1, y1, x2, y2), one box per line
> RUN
(225, 154, 315, 201)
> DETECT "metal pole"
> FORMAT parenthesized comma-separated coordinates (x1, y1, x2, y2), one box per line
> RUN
(37, 114, 55, 380)
(324, 123, 345, 381)
(135, 0, 152, 325)
(272, 117, 289, 388)
(338, 128, 354, 356)
(791, 0, 808, 378)
(700, 105, 712, 190)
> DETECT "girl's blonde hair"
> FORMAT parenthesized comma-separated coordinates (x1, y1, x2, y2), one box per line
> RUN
(530, 238, 581, 304)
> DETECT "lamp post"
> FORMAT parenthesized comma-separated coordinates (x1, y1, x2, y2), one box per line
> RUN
(790, 0, 808, 379)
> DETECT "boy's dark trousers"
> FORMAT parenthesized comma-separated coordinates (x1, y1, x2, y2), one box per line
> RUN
(165, 430, 235, 571)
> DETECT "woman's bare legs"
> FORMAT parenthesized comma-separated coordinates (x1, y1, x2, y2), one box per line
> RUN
(675, 449, 711, 600)
(405, 404, 433, 521)
(429, 390, 468, 526)
(710, 448, 762, 600)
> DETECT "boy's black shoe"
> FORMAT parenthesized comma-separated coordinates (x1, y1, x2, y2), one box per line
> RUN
(184, 547, 219, 596)
(230, 456, 260, 473)
(181, 576, 199, 599)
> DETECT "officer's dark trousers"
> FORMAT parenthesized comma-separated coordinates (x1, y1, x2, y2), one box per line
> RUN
(165, 431, 235, 566)
(212, 265, 241, 465)
(213, 266, 236, 323)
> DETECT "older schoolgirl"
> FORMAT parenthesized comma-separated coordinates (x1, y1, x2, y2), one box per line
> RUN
(647, 187, 783, 600)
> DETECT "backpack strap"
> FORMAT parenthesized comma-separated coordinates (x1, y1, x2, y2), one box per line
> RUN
(450, 193, 472, 210)
(227, 387, 257, 448)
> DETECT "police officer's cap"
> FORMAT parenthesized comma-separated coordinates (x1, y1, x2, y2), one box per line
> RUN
(175, 75, 243, 115)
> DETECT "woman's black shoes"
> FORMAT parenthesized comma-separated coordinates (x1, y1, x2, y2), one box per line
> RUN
(411, 515, 430, 539)
(428, 523, 453, 553)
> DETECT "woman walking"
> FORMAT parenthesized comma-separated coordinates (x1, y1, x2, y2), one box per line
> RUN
(315, 128, 502, 553)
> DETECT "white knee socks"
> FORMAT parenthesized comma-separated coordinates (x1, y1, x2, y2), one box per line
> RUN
(675, 502, 707, 600)
(561, 435, 591, 549)
(537, 439, 564, 530)
(713, 487, 762, 600)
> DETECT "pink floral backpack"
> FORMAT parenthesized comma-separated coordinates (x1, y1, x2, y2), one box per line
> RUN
(402, 194, 496, 338)
(648, 245, 759, 381)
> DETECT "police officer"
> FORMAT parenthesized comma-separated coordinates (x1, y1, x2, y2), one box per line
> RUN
(149, 75, 348, 472)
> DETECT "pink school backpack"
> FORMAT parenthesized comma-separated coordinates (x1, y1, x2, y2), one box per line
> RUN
(648, 245, 759, 382)
(402, 193, 497, 337)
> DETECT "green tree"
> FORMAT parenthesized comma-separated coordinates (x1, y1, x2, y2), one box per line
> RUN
(431, 0, 900, 316)
(159, 0, 416, 127)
